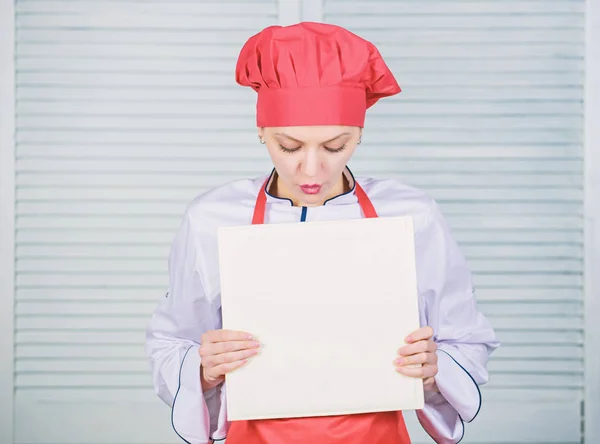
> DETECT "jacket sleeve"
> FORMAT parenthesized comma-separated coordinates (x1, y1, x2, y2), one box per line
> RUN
(145, 209, 227, 444)
(414, 201, 500, 444)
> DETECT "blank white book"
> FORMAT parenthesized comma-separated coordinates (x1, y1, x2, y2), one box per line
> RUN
(217, 216, 424, 421)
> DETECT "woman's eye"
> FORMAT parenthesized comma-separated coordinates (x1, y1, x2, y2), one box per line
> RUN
(279, 145, 301, 154)
(325, 144, 347, 153)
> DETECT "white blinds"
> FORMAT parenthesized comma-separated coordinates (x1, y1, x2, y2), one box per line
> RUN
(11, 0, 586, 442)
(323, 1, 585, 442)
(14, 1, 276, 442)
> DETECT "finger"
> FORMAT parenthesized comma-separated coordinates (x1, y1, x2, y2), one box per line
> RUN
(396, 364, 438, 379)
(397, 340, 431, 357)
(394, 352, 428, 367)
(405, 326, 434, 344)
(211, 358, 252, 377)
(206, 348, 260, 367)
(203, 330, 254, 343)
(208, 340, 260, 356)
(400, 349, 438, 366)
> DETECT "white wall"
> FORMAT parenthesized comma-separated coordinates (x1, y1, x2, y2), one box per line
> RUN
(584, 0, 600, 442)
(0, 0, 16, 443)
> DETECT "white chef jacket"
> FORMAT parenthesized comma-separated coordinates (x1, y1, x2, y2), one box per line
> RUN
(145, 168, 500, 444)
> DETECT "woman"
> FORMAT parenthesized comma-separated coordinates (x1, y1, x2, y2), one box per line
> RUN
(146, 22, 499, 444)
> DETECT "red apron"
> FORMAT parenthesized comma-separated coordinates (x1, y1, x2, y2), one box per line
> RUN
(224, 181, 411, 444)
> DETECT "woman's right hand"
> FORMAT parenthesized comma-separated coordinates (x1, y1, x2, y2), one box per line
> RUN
(199, 330, 260, 392)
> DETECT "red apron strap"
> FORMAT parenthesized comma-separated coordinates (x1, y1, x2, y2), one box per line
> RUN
(252, 179, 269, 225)
(354, 182, 378, 218)
(252, 178, 377, 224)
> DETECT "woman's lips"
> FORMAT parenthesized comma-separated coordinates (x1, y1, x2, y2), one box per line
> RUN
(300, 184, 322, 195)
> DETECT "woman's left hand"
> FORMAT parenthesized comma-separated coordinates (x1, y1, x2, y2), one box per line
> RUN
(395, 326, 439, 392)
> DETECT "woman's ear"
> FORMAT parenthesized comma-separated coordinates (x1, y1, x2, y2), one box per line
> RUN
(257, 127, 265, 144)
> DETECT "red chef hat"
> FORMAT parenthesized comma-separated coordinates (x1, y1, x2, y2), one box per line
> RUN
(235, 22, 401, 127)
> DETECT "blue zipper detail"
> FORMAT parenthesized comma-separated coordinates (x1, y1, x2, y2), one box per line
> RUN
(300, 206, 307, 222)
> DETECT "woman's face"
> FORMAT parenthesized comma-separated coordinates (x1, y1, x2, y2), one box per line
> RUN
(259, 125, 361, 207)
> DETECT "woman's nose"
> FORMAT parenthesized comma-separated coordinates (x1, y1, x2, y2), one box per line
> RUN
(299, 149, 320, 178)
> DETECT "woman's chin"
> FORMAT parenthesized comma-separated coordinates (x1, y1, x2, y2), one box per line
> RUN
(296, 193, 324, 207)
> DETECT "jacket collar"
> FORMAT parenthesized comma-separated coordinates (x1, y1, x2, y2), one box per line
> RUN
(261, 167, 359, 206)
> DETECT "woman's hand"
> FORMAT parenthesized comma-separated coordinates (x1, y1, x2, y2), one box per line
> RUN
(199, 330, 260, 392)
(395, 326, 439, 392)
